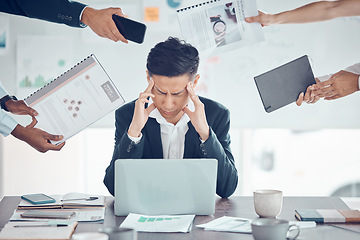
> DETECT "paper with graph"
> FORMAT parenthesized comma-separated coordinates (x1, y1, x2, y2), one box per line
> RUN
(120, 213, 195, 232)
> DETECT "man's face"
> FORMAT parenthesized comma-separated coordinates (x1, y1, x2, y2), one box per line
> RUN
(148, 73, 197, 125)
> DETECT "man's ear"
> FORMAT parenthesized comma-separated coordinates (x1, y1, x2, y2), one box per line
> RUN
(146, 70, 150, 83)
(192, 74, 200, 88)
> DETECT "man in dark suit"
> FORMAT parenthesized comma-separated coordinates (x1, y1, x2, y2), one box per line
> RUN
(0, 0, 128, 43)
(104, 37, 238, 198)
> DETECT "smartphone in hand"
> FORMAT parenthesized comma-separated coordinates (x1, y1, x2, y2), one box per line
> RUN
(21, 193, 56, 205)
(112, 15, 147, 44)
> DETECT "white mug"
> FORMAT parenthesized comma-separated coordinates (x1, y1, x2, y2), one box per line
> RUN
(72, 232, 109, 240)
(253, 189, 283, 218)
(99, 227, 137, 240)
(251, 218, 300, 240)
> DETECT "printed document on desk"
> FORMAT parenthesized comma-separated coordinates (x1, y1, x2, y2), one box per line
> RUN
(0, 221, 78, 240)
(197, 216, 316, 233)
(177, 0, 264, 57)
(25, 54, 125, 144)
(120, 213, 195, 233)
(197, 216, 252, 233)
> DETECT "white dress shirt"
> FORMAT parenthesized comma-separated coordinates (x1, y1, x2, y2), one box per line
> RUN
(0, 83, 18, 137)
(345, 62, 360, 88)
(128, 99, 195, 159)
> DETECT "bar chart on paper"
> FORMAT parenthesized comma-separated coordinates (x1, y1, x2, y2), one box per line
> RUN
(120, 213, 195, 232)
(138, 216, 181, 222)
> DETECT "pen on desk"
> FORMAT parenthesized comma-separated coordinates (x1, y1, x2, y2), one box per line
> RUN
(61, 197, 98, 202)
(14, 224, 68, 228)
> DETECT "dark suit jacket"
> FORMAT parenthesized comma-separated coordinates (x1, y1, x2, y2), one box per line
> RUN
(0, 0, 86, 27)
(104, 96, 238, 198)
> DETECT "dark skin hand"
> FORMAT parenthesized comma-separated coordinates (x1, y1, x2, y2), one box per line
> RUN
(5, 99, 65, 152)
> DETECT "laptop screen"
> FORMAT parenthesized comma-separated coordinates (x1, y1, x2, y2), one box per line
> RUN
(114, 159, 218, 216)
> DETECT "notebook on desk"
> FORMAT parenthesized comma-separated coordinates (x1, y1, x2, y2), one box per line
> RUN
(114, 159, 218, 216)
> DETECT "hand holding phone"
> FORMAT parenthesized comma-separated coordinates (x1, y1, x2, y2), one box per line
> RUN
(112, 15, 146, 44)
(21, 193, 56, 205)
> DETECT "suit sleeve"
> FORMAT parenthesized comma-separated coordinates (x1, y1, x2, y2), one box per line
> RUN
(200, 108, 238, 198)
(0, 0, 87, 28)
(103, 107, 145, 196)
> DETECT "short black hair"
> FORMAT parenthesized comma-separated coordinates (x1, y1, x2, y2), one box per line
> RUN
(147, 37, 199, 79)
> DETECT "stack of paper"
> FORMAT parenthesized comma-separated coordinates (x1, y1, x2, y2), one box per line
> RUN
(120, 213, 195, 233)
(12, 193, 106, 223)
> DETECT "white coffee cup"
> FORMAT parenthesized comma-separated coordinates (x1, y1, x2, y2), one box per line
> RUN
(251, 218, 300, 240)
(99, 227, 137, 240)
(253, 189, 283, 218)
(72, 232, 109, 240)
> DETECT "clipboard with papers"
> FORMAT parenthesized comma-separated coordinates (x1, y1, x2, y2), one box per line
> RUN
(254, 55, 316, 113)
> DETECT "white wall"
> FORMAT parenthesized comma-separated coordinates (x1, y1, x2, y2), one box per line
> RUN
(1, 0, 360, 129)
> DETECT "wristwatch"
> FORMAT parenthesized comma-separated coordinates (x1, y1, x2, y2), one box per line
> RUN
(0, 95, 18, 112)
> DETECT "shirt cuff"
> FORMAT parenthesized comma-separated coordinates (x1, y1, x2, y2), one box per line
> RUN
(127, 132, 143, 144)
(0, 84, 9, 99)
(79, 6, 88, 28)
(317, 74, 332, 82)
(0, 111, 18, 137)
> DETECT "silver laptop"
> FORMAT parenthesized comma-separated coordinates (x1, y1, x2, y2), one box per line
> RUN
(114, 159, 217, 216)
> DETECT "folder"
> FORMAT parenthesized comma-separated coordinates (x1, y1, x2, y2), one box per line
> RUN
(254, 55, 316, 113)
(295, 209, 360, 223)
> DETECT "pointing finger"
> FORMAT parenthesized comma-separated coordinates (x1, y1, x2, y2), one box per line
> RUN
(187, 82, 202, 107)
(145, 79, 155, 93)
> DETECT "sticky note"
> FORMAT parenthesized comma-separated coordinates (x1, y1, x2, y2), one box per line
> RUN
(144, 7, 159, 22)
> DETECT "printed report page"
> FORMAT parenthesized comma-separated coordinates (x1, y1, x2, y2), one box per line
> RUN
(25, 56, 125, 143)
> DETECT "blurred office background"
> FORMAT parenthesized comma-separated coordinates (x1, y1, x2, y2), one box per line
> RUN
(0, 0, 360, 199)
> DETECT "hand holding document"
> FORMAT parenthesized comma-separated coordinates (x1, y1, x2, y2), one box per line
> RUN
(120, 213, 195, 233)
(177, 0, 264, 57)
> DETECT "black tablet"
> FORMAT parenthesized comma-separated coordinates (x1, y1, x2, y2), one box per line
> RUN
(254, 55, 316, 113)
